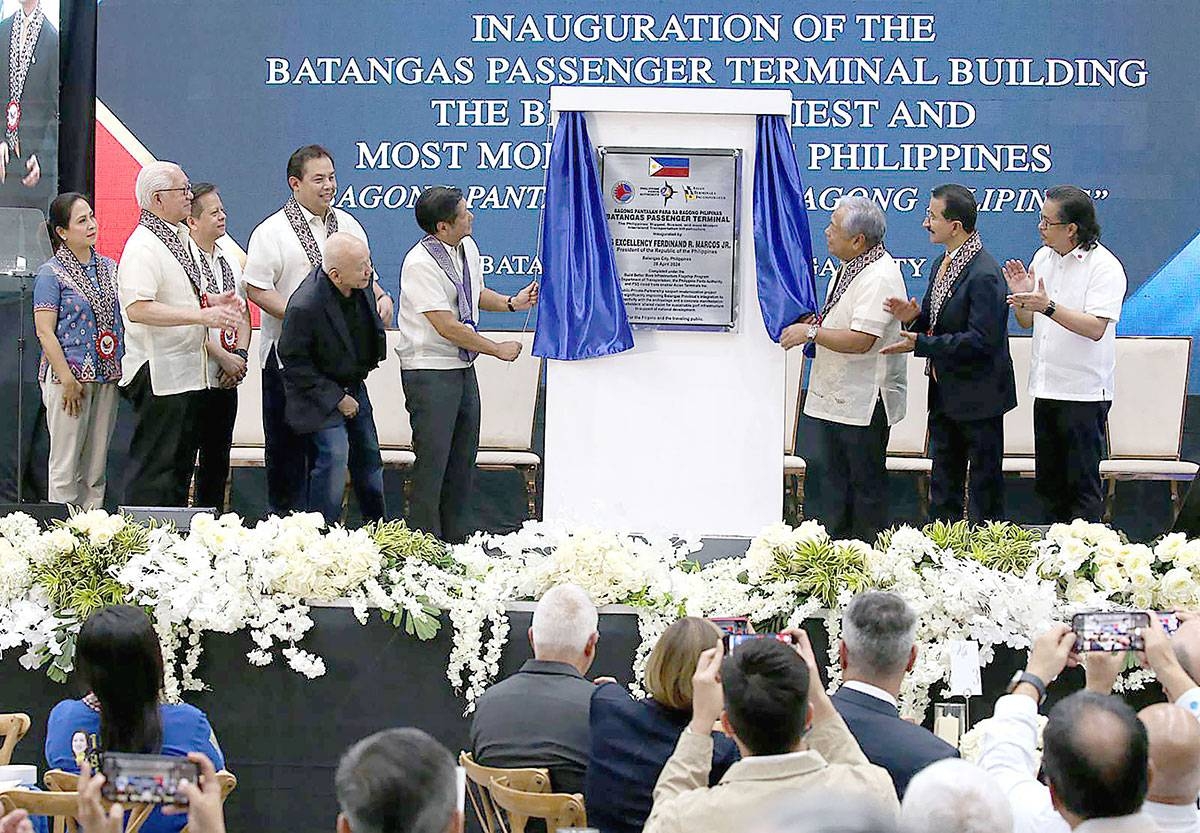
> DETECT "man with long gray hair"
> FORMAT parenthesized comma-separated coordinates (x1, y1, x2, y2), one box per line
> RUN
(782, 196, 907, 542)
(832, 591, 958, 797)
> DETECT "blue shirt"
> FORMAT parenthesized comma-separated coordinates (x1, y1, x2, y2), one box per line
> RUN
(33, 252, 124, 383)
(585, 683, 740, 833)
(45, 699, 224, 833)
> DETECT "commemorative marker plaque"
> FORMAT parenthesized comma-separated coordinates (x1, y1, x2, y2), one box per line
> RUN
(599, 147, 741, 330)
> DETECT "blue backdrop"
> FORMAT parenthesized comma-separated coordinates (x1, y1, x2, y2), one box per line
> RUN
(96, 1, 1200, 386)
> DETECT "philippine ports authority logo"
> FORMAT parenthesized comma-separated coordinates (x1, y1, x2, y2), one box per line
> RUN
(612, 181, 635, 203)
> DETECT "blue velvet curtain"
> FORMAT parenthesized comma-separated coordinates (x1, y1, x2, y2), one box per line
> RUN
(533, 111, 634, 360)
(753, 115, 817, 342)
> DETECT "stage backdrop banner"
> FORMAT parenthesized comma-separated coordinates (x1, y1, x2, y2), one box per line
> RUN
(94, 1, 1200, 386)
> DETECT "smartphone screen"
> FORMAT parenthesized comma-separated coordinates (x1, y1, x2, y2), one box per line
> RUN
(723, 632, 793, 654)
(709, 617, 751, 636)
(1158, 611, 1181, 635)
(1071, 611, 1151, 652)
(100, 753, 199, 806)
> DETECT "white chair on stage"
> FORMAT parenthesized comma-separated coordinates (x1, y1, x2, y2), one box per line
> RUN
(475, 330, 543, 519)
(1101, 336, 1197, 520)
(1002, 336, 1037, 476)
(885, 353, 933, 516)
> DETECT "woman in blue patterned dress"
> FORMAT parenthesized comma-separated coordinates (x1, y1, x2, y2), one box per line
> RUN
(32, 193, 123, 507)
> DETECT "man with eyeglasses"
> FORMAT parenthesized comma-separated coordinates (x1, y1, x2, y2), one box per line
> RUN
(117, 161, 244, 507)
(881, 183, 1015, 523)
(1002, 186, 1126, 523)
(242, 144, 394, 517)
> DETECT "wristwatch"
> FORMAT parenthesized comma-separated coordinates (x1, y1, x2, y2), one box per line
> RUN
(1006, 669, 1047, 704)
(806, 323, 819, 343)
(1043, 300, 1057, 318)
(233, 348, 249, 360)
(506, 295, 516, 312)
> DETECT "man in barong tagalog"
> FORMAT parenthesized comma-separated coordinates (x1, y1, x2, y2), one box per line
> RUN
(781, 196, 907, 542)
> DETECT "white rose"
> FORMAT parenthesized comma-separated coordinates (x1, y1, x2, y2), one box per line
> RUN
(1158, 567, 1195, 605)
(1128, 568, 1155, 591)
(1120, 545, 1154, 574)
(1094, 564, 1127, 593)
(1156, 533, 1187, 564)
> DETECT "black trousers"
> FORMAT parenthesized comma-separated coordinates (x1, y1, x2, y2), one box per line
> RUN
(401, 366, 480, 544)
(262, 346, 309, 516)
(194, 387, 239, 512)
(1034, 398, 1110, 523)
(121, 364, 201, 508)
(928, 382, 1005, 523)
(807, 399, 890, 542)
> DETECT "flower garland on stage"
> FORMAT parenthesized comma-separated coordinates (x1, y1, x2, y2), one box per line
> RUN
(2, 510, 1199, 718)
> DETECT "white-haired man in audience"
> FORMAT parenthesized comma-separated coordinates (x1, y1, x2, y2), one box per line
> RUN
(833, 591, 958, 797)
(782, 195, 907, 542)
(469, 583, 600, 795)
(980, 619, 1200, 833)
(900, 758, 1013, 833)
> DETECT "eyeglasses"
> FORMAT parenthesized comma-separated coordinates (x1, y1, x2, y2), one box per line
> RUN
(1038, 217, 1069, 228)
(156, 185, 193, 195)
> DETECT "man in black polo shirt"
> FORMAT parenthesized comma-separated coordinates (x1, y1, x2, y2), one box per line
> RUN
(278, 232, 387, 525)
(469, 584, 600, 795)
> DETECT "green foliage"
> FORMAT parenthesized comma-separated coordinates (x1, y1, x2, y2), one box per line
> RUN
(369, 520, 455, 640)
(766, 537, 871, 608)
(877, 519, 1041, 574)
(369, 519, 456, 573)
(32, 521, 147, 617)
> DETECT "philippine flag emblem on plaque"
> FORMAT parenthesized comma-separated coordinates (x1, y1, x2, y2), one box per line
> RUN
(612, 181, 635, 203)
(648, 156, 690, 177)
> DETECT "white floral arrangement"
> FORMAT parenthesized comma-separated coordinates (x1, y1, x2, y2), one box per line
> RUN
(2, 510, 1198, 721)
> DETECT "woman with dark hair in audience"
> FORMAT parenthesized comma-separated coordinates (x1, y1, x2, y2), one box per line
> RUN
(585, 616, 740, 833)
(45, 605, 223, 833)
(33, 193, 123, 508)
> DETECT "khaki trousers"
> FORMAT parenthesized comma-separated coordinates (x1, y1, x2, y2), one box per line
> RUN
(41, 379, 119, 508)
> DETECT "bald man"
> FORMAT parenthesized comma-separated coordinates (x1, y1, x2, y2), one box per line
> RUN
(278, 232, 387, 525)
(1140, 703, 1200, 833)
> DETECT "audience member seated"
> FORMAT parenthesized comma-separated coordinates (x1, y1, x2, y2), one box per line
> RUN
(643, 629, 898, 833)
(335, 728, 463, 833)
(832, 591, 958, 797)
(752, 790, 899, 833)
(979, 622, 1169, 833)
(1138, 703, 1200, 833)
(899, 758, 1013, 833)
(586, 617, 740, 833)
(44, 605, 224, 833)
(470, 583, 599, 795)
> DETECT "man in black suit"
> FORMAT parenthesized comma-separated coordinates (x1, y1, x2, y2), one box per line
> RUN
(0, 0, 57, 208)
(831, 591, 958, 798)
(278, 232, 387, 525)
(883, 184, 1016, 522)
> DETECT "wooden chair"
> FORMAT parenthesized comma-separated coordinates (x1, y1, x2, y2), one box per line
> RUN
(458, 752, 550, 833)
(0, 713, 30, 765)
(488, 775, 586, 833)
(0, 788, 153, 833)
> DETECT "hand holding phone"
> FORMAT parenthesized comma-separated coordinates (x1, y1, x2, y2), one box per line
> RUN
(722, 632, 793, 654)
(100, 753, 200, 807)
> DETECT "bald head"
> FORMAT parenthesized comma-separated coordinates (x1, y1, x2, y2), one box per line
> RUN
(1140, 702, 1200, 803)
(323, 233, 372, 294)
(1042, 691, 1149, 821)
